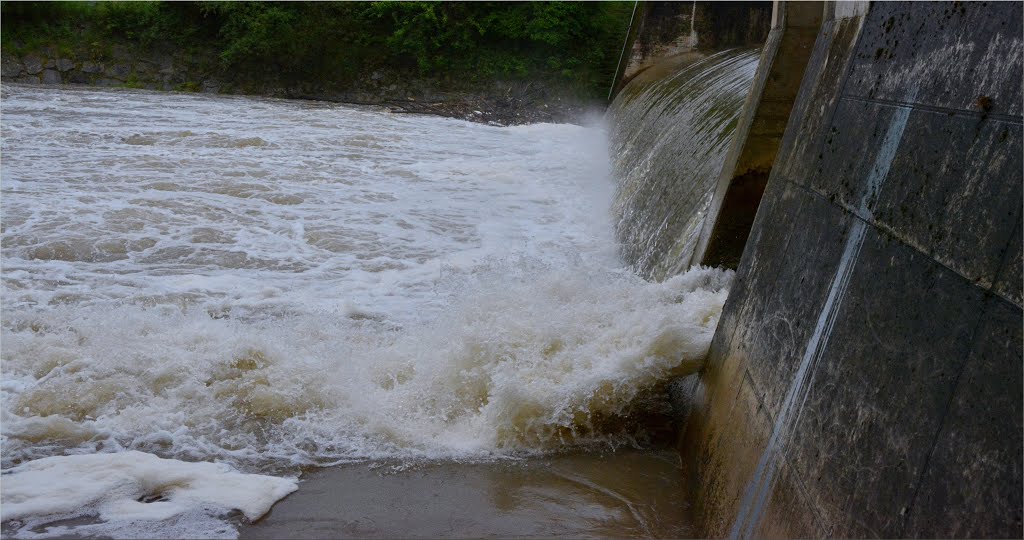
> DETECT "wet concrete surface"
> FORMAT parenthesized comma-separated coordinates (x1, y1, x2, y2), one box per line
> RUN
(681, 1, 1023, 536)
(240, 449, 695, 539)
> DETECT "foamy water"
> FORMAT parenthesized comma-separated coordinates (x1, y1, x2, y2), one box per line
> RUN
(1, 84, 731, 538)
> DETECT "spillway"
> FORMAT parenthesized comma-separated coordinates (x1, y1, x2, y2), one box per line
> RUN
(608, 49, 759, 281)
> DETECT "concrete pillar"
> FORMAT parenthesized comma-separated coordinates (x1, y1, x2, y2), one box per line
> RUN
(692, 0, 824, 269)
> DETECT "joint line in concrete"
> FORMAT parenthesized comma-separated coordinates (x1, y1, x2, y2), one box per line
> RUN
(730, 219, 867, 540)
(731, 100, 913, 538)
(843, 95, 1023, 125)
(898, 202, 1023, 535)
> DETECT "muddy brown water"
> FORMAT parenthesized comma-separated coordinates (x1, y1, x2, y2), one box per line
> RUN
(1, 84, 724, 539)
(240, 449, 695, 539)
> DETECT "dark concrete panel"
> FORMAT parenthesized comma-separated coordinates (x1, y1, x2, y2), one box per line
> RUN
(846, 2, 1023, 117)
(993, 218, 1023, 308)
(706, 182, 801, 385)
(741, 188, 854, 417)
(874, 114, 1023, 287)
(684, 179, 813, 538)
(774, 16, 865, 186)
(905, 296, 1023, 539)
(811, 99, 904, 209)
(704, 178, 804, 386)
(786, 228, 987, 537)
(687, 371, 776, 538)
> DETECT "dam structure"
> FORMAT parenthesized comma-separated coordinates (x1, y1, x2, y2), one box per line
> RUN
(610, 1, 1022, 537)
(0, 2, 1018, 537)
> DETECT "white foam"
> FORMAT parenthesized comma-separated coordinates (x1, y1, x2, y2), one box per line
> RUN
(1, 85, 733, 536)
(1, 451, 297, 538)
(2, 262, 732, 469)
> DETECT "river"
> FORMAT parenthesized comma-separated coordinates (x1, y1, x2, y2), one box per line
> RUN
(0, 84, 731, 538)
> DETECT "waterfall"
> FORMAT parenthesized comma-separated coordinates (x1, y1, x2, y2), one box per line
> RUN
(607, 48, 759, 281)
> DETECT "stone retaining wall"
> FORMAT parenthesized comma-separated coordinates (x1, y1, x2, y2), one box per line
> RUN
(0, 45, 593, 126)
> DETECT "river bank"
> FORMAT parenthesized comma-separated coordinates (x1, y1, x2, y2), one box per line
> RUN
(0, 50, 599, 126)
(0, 2, 634, 126)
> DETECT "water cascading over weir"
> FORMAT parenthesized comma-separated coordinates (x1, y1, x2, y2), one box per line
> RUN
(608, 1, 1022, 538)
(609, 48, 760, 280)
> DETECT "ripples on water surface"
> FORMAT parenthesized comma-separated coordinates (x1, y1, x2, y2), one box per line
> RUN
(1, 85, 731, 538)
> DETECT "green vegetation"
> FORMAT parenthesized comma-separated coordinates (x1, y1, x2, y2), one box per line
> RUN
(1, 2, 218, 53)
(1, 1, 636, 98)
(175, 81, 202, 93)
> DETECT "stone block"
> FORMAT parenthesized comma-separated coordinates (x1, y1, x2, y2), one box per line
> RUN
(105, 63, 131, 79)
(1, 56, 24, 78)
(66, 71, 89, 85)
(23, 54, 43, 75)
(40, 69, 61, 85)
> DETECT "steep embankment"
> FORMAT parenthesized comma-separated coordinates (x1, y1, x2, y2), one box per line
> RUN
(0, 2, 636, 125)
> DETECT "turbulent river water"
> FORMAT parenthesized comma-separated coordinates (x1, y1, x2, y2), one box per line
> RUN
(0, 84, 732, 538)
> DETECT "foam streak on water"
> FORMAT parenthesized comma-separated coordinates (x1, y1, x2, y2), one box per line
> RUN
(1, 85, 731, 537)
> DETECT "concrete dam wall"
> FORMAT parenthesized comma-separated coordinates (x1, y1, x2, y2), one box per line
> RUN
(610, 1, 1022, 537)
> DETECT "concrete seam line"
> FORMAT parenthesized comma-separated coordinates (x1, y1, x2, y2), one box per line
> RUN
(609, 0, 640, 102)
(729, 99, 913, 539)
(730, 218, 867, 540)
(897, 296, 992, 536)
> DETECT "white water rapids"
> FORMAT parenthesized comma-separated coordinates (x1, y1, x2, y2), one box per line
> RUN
(0, 84, 731, 537)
